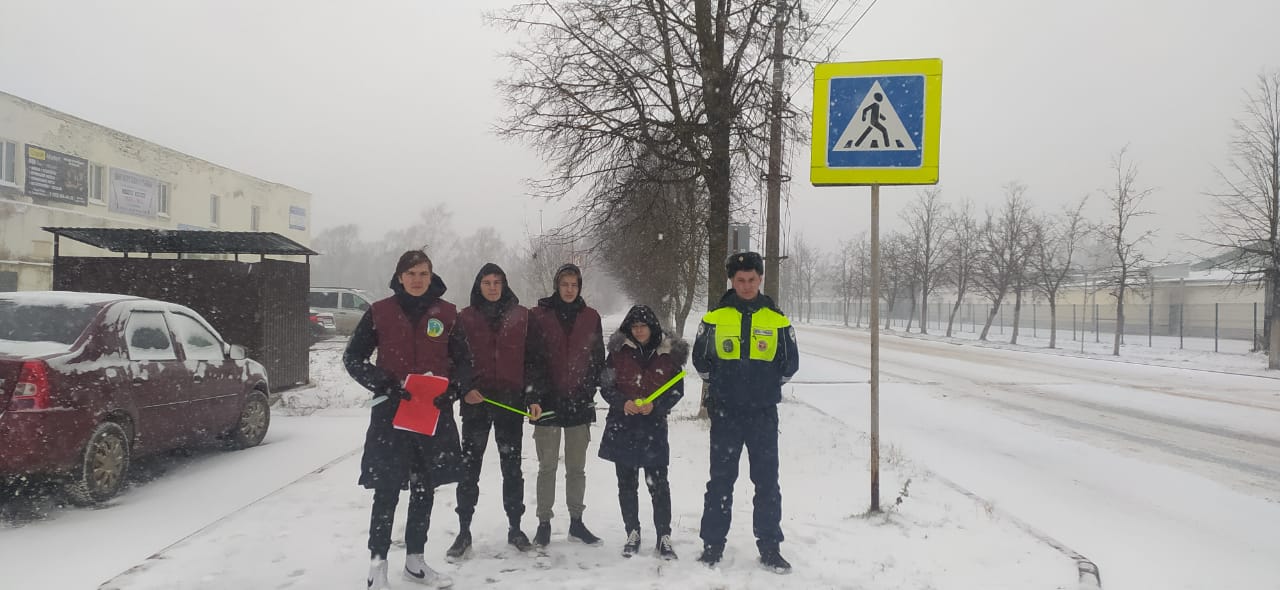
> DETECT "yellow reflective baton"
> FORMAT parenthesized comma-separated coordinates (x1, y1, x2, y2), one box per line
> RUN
(634, 370, 686, 406)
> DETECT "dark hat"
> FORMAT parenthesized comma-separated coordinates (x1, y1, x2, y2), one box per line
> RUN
(619, 304, 664, 347)
(553, 263, 583, 292)
(725, 251, 764, 278)
(470, 262, 518, 309)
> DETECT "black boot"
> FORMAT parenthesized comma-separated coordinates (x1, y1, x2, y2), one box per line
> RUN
(697, 543, 723, 567)
(621, 529, 641, 557)
(445, 530, 471, 560)
(656, 534, 677, 560)
(567, 518, 601, 545)
(533, 521, 551, 547)
(759, 546, 792, 574)
(508, 527, 533, 552)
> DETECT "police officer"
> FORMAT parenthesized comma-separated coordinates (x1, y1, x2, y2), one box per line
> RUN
(693, 251, 799, 574)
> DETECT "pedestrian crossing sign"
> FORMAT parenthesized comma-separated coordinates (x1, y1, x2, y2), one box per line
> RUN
(811, 59, 942, 186)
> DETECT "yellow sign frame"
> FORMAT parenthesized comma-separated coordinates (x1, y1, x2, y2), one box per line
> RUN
(810, 58, 942, 186)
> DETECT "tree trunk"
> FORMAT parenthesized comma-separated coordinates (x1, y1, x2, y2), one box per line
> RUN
(1113, 280, 1126, 356)
(1270, 314, 1280, 370)
(919, 282, 930, 335)
(905, 288, 917, 332)
(1010, 288, 1024, 345)
(947, 288, 965, 337)
(695, 0, 730, 311)
(1048, 298, 1059, 349)
(979, 297, 1004, 341)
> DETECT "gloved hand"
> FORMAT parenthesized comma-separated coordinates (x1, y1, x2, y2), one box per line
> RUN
(387, 387, 412, 401)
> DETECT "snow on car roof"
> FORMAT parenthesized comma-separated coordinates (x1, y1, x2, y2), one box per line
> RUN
(0, 291, 141, 307)
(0, 340, 73, 357)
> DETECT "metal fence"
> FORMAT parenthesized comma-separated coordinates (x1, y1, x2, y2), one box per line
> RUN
(801, 299, 1268, 354)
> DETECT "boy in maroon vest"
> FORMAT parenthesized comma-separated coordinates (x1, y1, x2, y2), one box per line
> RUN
(344, 250, 470, 590)
(447, 263, 535, 558)
(525, 263, 606, 547)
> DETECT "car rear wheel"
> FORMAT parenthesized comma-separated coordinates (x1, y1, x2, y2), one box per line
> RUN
(230, 391, 270, 449)
(65, 422, 131, 506)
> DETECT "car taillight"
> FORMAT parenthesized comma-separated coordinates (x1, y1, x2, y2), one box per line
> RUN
(9, 360, 52, 411)
(309, 313, 319, 322)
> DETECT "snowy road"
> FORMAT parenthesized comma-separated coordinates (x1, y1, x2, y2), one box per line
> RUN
(0, 413, 369, 590)
(795, 324, 1280, 590)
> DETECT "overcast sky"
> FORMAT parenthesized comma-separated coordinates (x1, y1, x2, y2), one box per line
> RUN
(3, 0, 1278, 262)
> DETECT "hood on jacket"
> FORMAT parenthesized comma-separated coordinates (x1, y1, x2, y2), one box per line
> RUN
(608, 329, 689, 364)
(469, 262, 519, 309)
(389, 272, 448, 301)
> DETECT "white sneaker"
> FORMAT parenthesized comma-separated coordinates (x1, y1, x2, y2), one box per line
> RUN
(366, 558, 390, 590)
(404, 553, 453, 588)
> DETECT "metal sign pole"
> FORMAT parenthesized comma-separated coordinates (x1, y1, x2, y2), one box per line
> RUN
(870, 184, 881, 513)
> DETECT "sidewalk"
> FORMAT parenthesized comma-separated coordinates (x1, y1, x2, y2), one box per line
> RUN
(102, 385, 1078, 589)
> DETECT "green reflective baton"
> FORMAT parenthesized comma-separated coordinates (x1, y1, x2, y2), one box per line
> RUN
(481, 397, 556, 420)
(635, 370, 686, 406)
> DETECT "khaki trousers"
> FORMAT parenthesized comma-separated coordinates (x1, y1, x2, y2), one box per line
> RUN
(532, 424, 591, 521)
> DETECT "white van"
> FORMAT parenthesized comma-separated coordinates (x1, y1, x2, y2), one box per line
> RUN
(308, 287, 376, 334)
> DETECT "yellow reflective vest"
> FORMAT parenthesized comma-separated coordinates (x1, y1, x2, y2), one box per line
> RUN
(693, 293, 799, 409)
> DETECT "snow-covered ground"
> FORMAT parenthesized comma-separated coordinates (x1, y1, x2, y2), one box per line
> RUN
(810, 317, 1275, 377)
(0, 411, 369, 589)
(797, 324, 1280, 590)
(7, 325, 1278, 589)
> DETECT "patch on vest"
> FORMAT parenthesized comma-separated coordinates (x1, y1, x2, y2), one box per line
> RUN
(426, 318, 445, 338)
(756, 339, 768, 352)
(721, 339, 734, 353)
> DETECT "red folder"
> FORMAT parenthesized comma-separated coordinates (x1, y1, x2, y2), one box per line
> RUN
(392, 374, 450, 436)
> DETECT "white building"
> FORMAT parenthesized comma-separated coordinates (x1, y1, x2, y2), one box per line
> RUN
(0, 91, 311, 291)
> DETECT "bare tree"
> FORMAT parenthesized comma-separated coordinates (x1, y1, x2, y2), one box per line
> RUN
(492, 0, 787, 308)
(975, 184, 1033, 341)
(784, 234, 821, 322)
(943, 199, 979, 336)
(834, 235, 869, 327)
(592, 166, 707, 335)
(879, 232, 913, 330)
(1200, 69, 1280, 368)
(901, 188, 950, 334)
(1029, 196, 1090, 349)
(1098, 146, 1157, 356)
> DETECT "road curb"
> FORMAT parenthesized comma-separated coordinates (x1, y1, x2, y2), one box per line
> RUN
(99, 445, 364, 589)
(929, 472, 1102, 589)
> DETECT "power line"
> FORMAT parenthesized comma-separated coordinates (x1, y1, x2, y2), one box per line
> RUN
(785, 0, 881, 103)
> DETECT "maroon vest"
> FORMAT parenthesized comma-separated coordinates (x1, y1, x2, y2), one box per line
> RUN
(457, 304, 527, 396)
(371, 296, 457, 383)
(609, 344, 681, 402)
(529, 305, 600, 397)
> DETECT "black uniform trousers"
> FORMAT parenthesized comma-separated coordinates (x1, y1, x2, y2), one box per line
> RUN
(369, 477, 433, 559)
(699, 404, 783, 550)
(615, 464, 672, 536)
(455, 407, 526, 528)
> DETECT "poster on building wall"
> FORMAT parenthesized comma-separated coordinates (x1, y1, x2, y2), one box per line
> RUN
(24, 144, 88, 206)
(289, 205, 307, 230)
(108, 167, 159, 217)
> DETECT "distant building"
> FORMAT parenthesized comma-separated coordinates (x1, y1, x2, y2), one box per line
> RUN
(0, 91, 311, 291)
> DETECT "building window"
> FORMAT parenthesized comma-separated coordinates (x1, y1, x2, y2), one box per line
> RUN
(88, 164, 106, 204)
(209, 194, 221, 226)
(251, 205, 261, 231)
(157, 182, 171, 216)
(0, 139, 17, 186)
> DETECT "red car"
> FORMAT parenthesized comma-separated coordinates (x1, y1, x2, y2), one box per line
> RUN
(0, 291, 271, 505)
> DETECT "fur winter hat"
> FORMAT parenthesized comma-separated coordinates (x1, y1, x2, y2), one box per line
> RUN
(725, 251, 765, 278)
